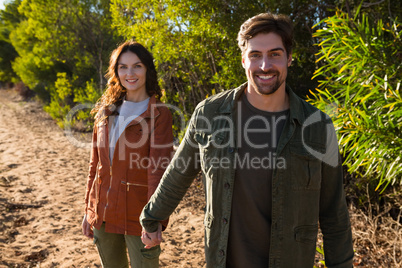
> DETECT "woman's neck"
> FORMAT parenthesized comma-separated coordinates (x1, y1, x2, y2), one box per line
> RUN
(125, 90, 149, 102)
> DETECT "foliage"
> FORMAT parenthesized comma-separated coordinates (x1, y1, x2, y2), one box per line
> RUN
(308, 9, 402, 192)
(73, 79, 102, 130)
(44, 72, 73, 128)
(0, 0, 22, 82)
(4, 0, 122, 128)
(44, 72, 101, 129)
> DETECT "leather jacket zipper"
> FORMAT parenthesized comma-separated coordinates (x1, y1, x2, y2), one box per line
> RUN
(122, 181, 147, 191)
(103, 166, 113, 222)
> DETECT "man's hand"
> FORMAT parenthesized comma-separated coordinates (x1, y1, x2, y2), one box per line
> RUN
(141, 222, 162, 249)
(82, 214, 94, 239)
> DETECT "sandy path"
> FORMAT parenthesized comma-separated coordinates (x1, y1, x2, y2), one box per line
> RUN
(0, 89, 205, 267)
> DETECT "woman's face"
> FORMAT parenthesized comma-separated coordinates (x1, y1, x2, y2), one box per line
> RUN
(117, 51, 147, 98)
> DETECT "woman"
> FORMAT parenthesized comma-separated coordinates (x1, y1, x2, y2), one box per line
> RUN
(82, 41, 173, 267)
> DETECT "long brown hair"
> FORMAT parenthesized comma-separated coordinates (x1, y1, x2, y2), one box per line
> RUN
(91, 41, 161, 122)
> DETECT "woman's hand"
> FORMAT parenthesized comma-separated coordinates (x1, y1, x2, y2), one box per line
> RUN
(141, 222, 162, 249)
(82, 214, 94, 239)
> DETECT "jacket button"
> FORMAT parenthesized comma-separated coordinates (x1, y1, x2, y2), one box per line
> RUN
(228, 147, 234, 153)
(224, 183, 230, 189)
(274, 187, 278, 195)
(222, 218, 228, 224)
(219, 249, 225, 256)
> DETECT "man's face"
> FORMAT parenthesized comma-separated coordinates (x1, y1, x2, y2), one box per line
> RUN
(242, 32, 292, 96)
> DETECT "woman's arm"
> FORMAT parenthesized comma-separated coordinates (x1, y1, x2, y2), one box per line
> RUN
(84, 125, 99, 214)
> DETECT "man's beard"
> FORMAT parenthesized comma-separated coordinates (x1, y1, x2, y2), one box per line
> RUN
(251, 70, 285, 96)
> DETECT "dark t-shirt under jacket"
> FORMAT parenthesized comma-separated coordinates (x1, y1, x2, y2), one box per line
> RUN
(226, 93, 288, 267)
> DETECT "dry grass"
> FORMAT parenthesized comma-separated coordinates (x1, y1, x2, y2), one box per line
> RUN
(350, 188, 402, 267)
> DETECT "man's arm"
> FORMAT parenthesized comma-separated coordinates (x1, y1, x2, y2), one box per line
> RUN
(147, 106, 174, 231)
(319, 122, 354, 267)
(140, 111, 201, 237)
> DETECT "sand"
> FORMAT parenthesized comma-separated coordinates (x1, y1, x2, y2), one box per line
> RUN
(0, 89, 206, 267)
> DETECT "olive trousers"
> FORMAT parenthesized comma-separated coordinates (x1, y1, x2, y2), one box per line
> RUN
(93, 223, 161, 268)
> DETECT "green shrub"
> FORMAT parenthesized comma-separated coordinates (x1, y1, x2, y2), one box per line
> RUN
(308, 9, 402, 192)
(72, 79, 102, 131)
(45, 73, 101, 130)
(44, 72, 72, 128)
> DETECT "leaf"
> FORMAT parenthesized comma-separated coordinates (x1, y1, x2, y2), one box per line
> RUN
(338, 63, 350, 74)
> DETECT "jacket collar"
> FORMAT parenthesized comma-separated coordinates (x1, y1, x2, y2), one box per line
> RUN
(140, 94, 160, 119)
(217, 82, 247, 114)
(287, 86, 304, 125)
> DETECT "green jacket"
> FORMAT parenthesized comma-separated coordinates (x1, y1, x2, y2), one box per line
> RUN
(141, 83, 354, 268)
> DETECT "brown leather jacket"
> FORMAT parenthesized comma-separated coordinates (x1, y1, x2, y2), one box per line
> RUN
(85, 95, 173, 235)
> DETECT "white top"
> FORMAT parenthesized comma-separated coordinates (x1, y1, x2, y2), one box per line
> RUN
(109, 97, 150, 162)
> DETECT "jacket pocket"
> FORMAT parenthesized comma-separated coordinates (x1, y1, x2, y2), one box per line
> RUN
(294, 224, 318, 244)
(290, 143, 322, 190)
(123, 181, 148, 222)
(194, 132, 226, 151)
(140, 245, 161, 259)
(194, 132, 227, 178)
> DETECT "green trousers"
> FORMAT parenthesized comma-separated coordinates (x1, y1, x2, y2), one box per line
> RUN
(93, 223, 161, 268)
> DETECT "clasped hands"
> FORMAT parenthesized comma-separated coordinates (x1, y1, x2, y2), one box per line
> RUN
(141, 222, 162, 249)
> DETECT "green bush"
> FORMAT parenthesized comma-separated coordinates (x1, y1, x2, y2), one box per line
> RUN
(73, 79, 102, 130)
(44, 72, 73, 129)
(44, 73, 101, 130)
(308, 9, 402, 192)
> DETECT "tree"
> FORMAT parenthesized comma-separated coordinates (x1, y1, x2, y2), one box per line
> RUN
(0, 0, 22, 83)
(9, 0, 123, 128)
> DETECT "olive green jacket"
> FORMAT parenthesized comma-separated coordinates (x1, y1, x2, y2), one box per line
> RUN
(140, 83, 354, 268)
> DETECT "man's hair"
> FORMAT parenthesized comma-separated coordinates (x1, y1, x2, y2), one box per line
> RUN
(237, 13, 294, 56)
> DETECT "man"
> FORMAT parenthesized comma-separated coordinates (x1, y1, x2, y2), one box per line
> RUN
(140, 13, 354, 267)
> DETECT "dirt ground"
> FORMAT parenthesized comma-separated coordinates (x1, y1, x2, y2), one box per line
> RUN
(0, 88, 400, 267)
(0, 89, 205, 267)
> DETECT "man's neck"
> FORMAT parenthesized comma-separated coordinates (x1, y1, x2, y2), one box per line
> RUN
(245, 85, 290, 112)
